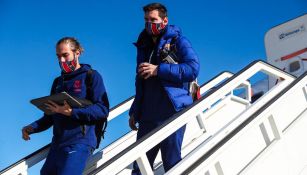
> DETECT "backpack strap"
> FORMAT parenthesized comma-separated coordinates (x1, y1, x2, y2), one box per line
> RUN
(83, 69, 108, 148)
(95, 116, 108, 149)
(160, 36, 179, 63)
(100, 117, 108, 139)
(85, 69, 93, 99)
(169, 36, 178, 53)
(80, 69, 93, 136)
(50, 77, 61, 95)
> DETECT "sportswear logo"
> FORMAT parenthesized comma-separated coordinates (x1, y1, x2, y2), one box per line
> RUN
(68, 151, 77, 154)
(73, 80, 82, 93)
(74, 80, 81, 88)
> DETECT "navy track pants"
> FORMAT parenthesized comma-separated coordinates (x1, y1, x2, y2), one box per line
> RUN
(132, 122, 186, 174)
(40, 143, 92, 175)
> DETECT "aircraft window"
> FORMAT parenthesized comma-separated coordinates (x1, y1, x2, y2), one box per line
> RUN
(289, 61, 300, 72)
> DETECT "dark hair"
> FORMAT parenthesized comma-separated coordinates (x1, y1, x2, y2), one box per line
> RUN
(143, 3, 167, 19)
(56, 37, 84, 54)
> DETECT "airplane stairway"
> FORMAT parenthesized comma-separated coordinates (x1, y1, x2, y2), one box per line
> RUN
(2, 60, 307, 175)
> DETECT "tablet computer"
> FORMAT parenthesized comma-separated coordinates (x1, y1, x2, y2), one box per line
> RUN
(30, 92, 92, 115)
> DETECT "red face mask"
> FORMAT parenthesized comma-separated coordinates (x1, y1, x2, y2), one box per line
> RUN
(59, 55, 77, 73)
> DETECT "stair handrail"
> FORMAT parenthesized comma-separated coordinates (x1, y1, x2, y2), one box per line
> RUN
(89, 60, 295, 175)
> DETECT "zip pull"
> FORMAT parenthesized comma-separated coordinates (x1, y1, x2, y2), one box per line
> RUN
(148, 49, 154, 64)
(81, 125, 86, 136)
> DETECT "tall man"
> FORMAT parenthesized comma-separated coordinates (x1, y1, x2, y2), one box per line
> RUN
(129, 3, 200, 174)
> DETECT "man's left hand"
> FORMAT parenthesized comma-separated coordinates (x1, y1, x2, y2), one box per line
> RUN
(45, 100, 72, 116)
(138, 62, 158, 79)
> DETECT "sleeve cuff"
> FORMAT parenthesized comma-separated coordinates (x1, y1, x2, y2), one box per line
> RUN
(29, 122, 38, 133)
(157, 63, 170, 80)
(71, 108, 81, 120)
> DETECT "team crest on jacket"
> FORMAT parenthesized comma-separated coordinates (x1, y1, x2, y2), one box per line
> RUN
(73, 80, 82, 92)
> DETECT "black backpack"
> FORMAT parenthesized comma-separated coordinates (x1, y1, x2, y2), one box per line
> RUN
(51, 69, 108, 149)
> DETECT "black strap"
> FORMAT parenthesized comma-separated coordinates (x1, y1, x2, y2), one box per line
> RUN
(101, 118, 108, 139)
(80, 69, 93, 136)
(160, 36, 179, 63)
(85, 69, 93, 100)
(170, 36, 178, 50)
(50, 77, 60, 95)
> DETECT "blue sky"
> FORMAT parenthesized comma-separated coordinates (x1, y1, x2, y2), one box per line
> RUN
(0, 0, 306, 173)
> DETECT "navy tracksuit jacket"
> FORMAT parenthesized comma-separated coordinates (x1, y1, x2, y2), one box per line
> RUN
(29, 64, 109, 175)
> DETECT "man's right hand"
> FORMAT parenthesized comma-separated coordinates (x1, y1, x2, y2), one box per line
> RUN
(129, 116, 138, 131)
(22, 125, 34, 141)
